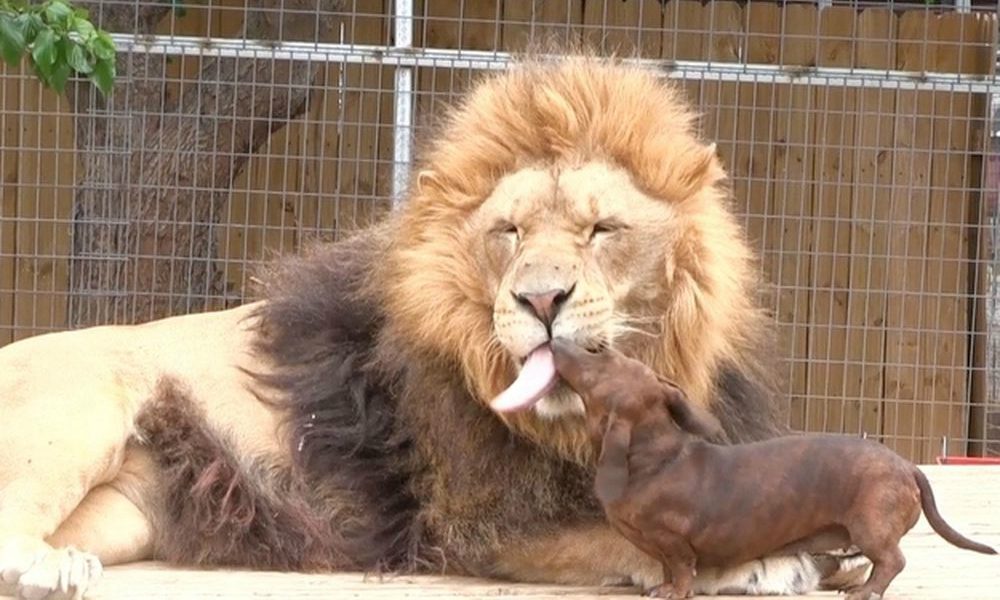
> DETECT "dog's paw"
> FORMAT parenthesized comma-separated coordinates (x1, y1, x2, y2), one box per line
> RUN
(844, 589, 880, 600)
(10, 546, 102, 600)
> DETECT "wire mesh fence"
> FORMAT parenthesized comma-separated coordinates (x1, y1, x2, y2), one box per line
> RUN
(1, 0, 999, 463)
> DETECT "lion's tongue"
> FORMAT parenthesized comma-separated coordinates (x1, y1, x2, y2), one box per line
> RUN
(490, 344, 558, 413)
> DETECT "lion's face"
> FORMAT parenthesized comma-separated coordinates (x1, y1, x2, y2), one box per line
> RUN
(470, 161, 675, 418)
(380, 57, 761, 457)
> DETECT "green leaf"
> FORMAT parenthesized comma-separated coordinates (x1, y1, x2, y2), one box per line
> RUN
(48, 60, 70, 92)
(71, 15, 94, 38)
(31, 60, 51, 87)
(1, 0, 116, 95)
(0, 13, 25, 66)
(65, 39, 90, 73)
(91, 30, 114, 60)
(16, 13, 43, 41)
(32, 55, 52, 81)
(31, 27, 56, 68)
(10, 13, 29, 39)
(91, 57, 114, 95)
(44, 0, 74, 24)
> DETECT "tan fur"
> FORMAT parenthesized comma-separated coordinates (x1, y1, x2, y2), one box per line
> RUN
(0, 303, 282, 596)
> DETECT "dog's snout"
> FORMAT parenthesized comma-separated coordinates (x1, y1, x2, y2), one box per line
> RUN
(514, 285, 575, 327)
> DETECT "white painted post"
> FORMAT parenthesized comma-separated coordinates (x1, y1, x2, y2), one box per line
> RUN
(391, 0, 414, 208)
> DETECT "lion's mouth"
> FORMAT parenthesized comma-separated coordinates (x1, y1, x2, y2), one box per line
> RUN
(490, 338, 607, 414)
(490, 343, 559, 413)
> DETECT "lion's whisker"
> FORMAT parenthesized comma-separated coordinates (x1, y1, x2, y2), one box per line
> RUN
(609, 312, 663, 339)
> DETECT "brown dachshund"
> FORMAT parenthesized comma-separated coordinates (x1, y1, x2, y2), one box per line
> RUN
(550, 338, 997, 600)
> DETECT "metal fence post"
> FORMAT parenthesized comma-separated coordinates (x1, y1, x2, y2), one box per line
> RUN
(392, 0, 414, 209)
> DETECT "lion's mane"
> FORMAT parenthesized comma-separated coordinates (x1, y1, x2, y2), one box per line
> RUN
(234, 54, 788, 575)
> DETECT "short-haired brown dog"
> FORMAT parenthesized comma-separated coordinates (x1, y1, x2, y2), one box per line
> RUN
(550, 339, 997, 600)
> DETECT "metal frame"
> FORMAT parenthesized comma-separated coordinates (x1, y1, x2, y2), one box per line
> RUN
(391, 0, 414, 206)
(109, 18, 1000, 197)
(112, 34, 1000, 95)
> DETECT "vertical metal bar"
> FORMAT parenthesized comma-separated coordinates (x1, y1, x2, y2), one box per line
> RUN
(392, 0, 414, 208)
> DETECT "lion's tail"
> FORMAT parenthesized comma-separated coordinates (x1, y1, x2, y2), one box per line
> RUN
(136, 378, 356, 571)
(914, 468, 997, 555)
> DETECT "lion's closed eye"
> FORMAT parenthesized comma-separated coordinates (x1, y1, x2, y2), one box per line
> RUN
(587, 219, 627, 243)
(492, 221, 520, 239)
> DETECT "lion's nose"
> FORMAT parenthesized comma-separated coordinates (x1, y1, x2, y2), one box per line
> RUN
(514, 285, 575, 328)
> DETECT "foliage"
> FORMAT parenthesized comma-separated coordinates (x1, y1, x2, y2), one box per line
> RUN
(0, 0, 116, 95)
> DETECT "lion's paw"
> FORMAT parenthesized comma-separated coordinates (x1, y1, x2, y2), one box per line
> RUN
(644, 583, 692, 599)
(814, 550, 872, 592)
(2, 544, 102, 600)
(1, 540, 41, 587)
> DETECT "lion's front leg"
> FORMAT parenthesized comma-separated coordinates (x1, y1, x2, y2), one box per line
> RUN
(489, 521, 868, 596)
(488, 521, 657, 588)
(0, 333, 151, 599)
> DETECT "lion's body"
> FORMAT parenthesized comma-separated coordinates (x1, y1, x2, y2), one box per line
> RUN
(0, 56, 869, 599)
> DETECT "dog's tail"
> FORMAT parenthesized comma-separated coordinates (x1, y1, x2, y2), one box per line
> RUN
(914, 468, 996, 555)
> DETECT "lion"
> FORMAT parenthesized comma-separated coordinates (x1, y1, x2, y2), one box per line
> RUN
(0, 55, 870, 599)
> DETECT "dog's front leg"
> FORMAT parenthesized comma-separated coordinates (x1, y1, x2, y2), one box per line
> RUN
(489, 521, 854, 595)
(644, 534, 696, 599)
(594, 417, 632, 505)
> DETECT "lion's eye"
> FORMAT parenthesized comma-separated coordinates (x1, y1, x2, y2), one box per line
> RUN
(589, 220, 624, 242)
(493, 221, 520, 240)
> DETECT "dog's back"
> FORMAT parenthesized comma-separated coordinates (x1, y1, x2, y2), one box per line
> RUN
(606, 431, 994, 570)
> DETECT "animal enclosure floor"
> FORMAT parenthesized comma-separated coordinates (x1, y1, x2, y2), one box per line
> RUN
(5, 465, 999, 600)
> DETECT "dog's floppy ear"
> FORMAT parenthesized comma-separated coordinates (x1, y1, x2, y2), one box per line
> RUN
(662, 384, 723, 439)
(594, 415, 632, 505)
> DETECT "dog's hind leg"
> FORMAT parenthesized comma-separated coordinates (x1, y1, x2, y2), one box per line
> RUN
(842, 516, 908, 600)
(842, 545, 905, 600)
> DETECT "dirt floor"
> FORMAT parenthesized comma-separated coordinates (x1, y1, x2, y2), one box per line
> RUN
(5, 465, 999, 599)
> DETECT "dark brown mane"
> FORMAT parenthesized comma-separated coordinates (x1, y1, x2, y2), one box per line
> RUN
(244, 228, 427, 571)
(137, 378, 354, 571)
(712, 359, 790, 444)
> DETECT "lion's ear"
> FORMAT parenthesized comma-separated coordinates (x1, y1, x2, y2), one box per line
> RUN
(676, 143, 725, 197)
(415, 169, 444, 194)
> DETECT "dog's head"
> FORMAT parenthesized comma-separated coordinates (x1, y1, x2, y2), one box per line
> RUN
(551, 338, 723, 440)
